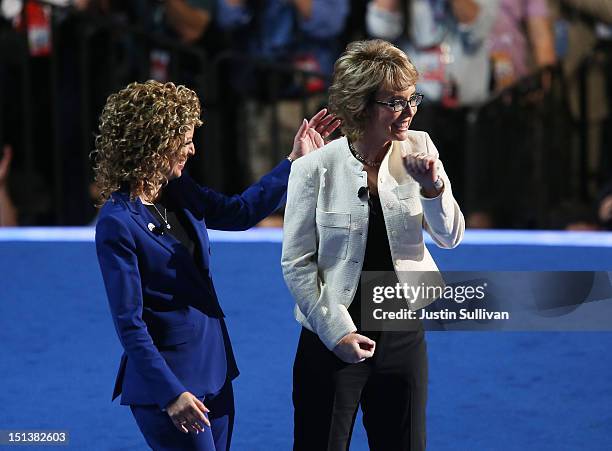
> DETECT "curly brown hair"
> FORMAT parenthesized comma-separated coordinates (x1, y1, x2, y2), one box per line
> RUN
(92, 80, 203, 204)
(328, 39, 418, 142)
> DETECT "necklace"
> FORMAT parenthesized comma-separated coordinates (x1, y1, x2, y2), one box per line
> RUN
(347, 139, 382, 168)
(151, 203, 171, 230)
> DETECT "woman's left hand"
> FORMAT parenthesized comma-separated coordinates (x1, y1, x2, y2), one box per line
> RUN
(403, 152, 442, 198)
(288, 108, 341, 161)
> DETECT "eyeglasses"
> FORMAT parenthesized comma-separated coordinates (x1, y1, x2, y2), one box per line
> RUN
(374, 93, 424, 112)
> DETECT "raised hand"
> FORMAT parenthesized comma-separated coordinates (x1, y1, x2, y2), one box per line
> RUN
(288, 108, 341, 161)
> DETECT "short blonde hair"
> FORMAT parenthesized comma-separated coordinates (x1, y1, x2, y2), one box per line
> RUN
(92, 80, 203, 204)
(328, 39, 418, 142)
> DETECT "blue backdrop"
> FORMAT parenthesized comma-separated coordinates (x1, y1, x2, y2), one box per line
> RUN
(0, 229, 611, 450)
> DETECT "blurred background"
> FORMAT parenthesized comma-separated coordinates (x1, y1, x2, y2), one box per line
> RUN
(1, 3, 611, 449)
(0, 0, 611, 231)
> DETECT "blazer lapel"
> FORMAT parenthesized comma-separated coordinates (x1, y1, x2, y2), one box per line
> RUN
(340, 137, 370, 210)
(181, 207, 210, 271)
(180, 204, 225, 317)
(164, 178, 211, 271)
(124, 196, 178, 255)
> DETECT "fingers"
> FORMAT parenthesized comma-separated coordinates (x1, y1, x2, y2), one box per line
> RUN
(186, 412, 207, 433)
(404, 153, 436, 174)
(307, 128, 324, 148)
(358, 340, 375, 352)
(354, 334, 376, 351)
(315, 113, 338, 136)
(173, 419, 190, 434)
(333, 332, 378, 363)
(412, 155, 430, 173)
(356, 347, 375, 361)
(315, 114, 341, 136)
(315, 110, 335, 129)
(170, 395, 211, 434)
(403, 154, 415, 174)
(174, 414, 206, 434)
(325, 119, 342, 138)
(194, 397, 210, 414)
(172, 416, 191, 434)
(294, 118, 309, 143)
(306, 108, 342, 140)
(184, 419, 203, 434)
(351, 342, 374, 362)
(307, 108, 327, 128)
(193, 398, 211, 428)
(352, 334, 376, 361)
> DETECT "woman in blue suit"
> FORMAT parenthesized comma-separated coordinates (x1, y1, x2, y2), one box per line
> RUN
(93, 80, 339, 450)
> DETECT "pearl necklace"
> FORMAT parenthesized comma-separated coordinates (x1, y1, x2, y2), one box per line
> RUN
(347, 139, 382, 168)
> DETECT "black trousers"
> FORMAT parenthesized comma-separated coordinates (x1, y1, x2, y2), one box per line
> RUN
(293, 327, 428, 451)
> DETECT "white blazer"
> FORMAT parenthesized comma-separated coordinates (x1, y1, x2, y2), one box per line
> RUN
(281, 131, 465, 350)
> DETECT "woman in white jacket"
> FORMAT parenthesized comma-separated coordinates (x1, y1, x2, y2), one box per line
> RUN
(282, 39, 464, 451)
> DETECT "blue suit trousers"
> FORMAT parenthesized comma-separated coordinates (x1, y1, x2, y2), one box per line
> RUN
(130, 383, 234, 451)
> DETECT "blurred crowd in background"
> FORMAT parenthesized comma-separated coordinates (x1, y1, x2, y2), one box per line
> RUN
(0, 0, 611, 230)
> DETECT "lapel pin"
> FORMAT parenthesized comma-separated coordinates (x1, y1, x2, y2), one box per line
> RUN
(148, 222, 164, 236)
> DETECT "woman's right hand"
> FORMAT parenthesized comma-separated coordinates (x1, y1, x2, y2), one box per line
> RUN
(333, 332, 376, 363)
(166, 391, 211, 434)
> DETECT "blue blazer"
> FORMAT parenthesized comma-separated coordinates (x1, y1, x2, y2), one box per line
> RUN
(95, 160, 290, 409)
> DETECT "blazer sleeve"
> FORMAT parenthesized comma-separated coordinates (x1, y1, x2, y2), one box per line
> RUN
(281, 157, 357, 350)
(96, 214, 187, 410)
(174, 159, 291, 231)
(419, 133, 465, 249)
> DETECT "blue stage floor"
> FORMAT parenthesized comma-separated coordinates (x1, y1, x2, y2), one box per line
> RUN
(0, 229, 611, 450)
